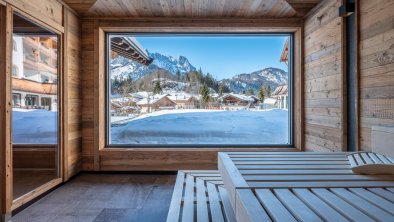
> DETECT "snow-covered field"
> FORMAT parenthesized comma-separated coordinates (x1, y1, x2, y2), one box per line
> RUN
(110, 109, 289, 145)
(11, 108, 289, 145)
(12, 108, 57, 144)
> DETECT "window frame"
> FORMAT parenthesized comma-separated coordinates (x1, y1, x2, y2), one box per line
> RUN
(104, 32, 294, 149)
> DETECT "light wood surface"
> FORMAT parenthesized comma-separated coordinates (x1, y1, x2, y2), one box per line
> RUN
(63, 0, 322, 18)
(0, 4, 13, 221)
(218, 152, 394, 222)
(372, 126, 394, 158)
(359, 0, 394, 151)
(166, 170, 235, 222)
(348, 152, 394, 175)
(63, 8, 83, 180)
(303, 0, 345, 152)
(4, 0, 64, 33)
(0, 0, 84, 217)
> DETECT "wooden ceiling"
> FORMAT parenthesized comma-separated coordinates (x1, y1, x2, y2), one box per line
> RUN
(63, 0, 320, 18)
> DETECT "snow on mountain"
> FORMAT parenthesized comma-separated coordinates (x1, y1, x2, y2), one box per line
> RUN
(149, 52, 196, 75)
(110, 51, 287, 94)
(220, 67, 288, 94)
(110, 52, 196, 80)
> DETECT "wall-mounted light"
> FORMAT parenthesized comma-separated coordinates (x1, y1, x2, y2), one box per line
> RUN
(339, 2, 355, 17)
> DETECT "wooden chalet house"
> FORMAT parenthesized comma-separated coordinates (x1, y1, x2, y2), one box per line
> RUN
(0, 0, 393, 222)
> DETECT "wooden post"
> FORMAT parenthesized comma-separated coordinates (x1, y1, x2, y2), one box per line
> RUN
(0, 4, 13, 221)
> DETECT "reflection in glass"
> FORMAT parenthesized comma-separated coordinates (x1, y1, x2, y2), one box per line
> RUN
(12, 35, 58, 144)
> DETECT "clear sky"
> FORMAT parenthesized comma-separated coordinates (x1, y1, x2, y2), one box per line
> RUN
(136, 35, 288, 80)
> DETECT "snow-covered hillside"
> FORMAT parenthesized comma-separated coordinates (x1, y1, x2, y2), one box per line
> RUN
(110, 109, 289, 144)
(220, 67, 288, 93)
(110, 52, 197, 80)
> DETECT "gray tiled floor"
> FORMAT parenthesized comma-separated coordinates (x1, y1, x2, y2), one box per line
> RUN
(11, 173, 176, 222)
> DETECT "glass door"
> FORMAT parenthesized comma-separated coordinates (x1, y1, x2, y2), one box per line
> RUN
(12, 13, 60, 200)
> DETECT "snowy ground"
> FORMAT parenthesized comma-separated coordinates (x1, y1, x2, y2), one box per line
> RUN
(12, 108, 57, 144)
(110, 109, 289, 145)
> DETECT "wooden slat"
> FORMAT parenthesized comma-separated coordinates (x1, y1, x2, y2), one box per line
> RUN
(167, 171, 234, 222)
(361, 153, 373, 164)
(236, 164, 351, 169)
(312, 188, 374, 222)
(243, 174, 394, 181)
(234, 161, 349, 165)
(255, 189, 297, 222)
(367, 188, 394, 202)
(206, 182, 224, 222)
(166, 171, 186, 222)
(217, 187, 236, 222)
(182, 174, 195, 222)
(239, 169, 355, 175)
(248, 181, 394, 188)
(196, 178, 209, 222)
(292, 188, 349, 221)
(274, 189, 323, 222)
(235, 189, 272, 222)
(349, 188, 394, 214)
(330, 188, 394, 221)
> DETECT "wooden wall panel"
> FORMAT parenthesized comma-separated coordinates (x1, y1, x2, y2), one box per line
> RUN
(63, 9, 82, 180)
(80, 18, 302, 171)
(303, 0, 345, 152)
(81, 19, 95, 170)
(359, 0, 394, 151)
(5, 0, 64, 32)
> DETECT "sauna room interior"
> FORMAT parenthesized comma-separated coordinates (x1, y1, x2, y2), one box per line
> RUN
(0, 0, 393, 221)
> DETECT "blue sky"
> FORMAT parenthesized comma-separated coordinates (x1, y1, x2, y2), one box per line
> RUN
(136, 35, 288, 79)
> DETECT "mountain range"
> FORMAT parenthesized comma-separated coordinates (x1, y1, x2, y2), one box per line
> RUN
(110, 51, 287, 93)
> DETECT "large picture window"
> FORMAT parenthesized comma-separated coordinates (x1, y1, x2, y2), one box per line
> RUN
(106, 34, 292, 147)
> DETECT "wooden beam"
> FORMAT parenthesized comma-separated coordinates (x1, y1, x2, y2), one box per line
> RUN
(62, 0, 97, 15)
(285, 0, 321, 17)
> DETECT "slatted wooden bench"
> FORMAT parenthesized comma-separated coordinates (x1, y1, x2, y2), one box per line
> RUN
(166, 170, 236, 222)
(218, 152, 394, 222)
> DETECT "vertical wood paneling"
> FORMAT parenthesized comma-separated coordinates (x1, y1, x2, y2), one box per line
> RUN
(303, 0, 344, 152)
(64, 9, 82, 180)
(0, 4, 12, 220)
(359, 0, 394, 151)
(81, 19, 95, 170)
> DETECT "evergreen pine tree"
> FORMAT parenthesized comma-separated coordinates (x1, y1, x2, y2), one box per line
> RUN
(258, 84, 265, 103)
(267, 85, 272, 97)
(200, 83, 210, 108)
(153, 81, 162, 94)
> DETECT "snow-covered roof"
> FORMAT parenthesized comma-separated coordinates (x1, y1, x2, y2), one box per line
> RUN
(137, 94, 174, 105)
(272, 85, 288, 97)
(263, 98, 276, 105)
(110, 36, 153, 65)
(219, 93, 255, 102)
